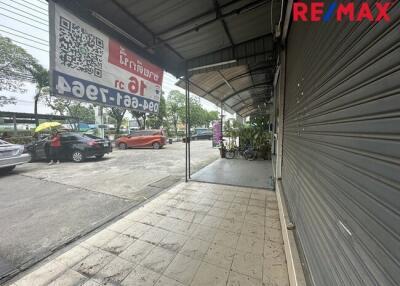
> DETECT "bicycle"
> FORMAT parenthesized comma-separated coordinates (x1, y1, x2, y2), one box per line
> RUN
(226, 144, 257, 160)
(225, 141, 243, 159)
(225, 145, 239, 159)
(243, 145, 257, 161)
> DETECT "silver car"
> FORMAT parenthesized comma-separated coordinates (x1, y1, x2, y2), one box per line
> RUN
(0, 139, 30, 172)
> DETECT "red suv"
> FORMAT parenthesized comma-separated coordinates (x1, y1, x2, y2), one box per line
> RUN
(116, 130, 166, 149)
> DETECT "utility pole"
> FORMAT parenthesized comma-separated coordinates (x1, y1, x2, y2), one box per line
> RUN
(95, 106, 105, 138)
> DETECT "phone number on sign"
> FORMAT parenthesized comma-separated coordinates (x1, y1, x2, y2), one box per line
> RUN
(53, 71, 159, 113)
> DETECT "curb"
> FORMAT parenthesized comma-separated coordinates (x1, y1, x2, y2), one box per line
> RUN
(276, 179, 307, 286)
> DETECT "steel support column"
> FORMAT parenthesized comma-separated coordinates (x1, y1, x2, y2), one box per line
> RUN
(271, 97, 276, 155)
(13, 113, 17, 135)
(220, 102, 223, 141)
(276, 49, 286, 179)
(185, 70, 189, 182)
(271, 65, 280, 156)
(188, 78, 191, 179)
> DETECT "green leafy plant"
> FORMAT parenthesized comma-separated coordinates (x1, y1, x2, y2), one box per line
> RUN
(225, 116, 271, 160)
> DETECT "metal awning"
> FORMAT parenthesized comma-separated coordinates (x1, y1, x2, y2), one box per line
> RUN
(55, 0, 281, 116)
(176, 62, 274, 116)
(0, 111, 78, 121)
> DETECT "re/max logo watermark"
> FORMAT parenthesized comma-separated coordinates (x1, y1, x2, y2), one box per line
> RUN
(293, 1, 394, 22)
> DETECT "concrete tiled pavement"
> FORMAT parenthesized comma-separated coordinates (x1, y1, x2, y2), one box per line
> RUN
(10, 182, 289, 286)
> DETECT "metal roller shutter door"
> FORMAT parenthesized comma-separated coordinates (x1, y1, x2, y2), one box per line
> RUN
(281, 3, 400, 286)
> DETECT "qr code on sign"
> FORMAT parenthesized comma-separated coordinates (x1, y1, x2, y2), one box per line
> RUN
(59, 16, 104, 78)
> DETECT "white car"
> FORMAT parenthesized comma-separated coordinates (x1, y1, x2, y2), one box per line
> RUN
(0, 139, 30, 173)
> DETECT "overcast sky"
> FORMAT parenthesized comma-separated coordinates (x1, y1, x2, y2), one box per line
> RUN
(0, 0, 222, 115)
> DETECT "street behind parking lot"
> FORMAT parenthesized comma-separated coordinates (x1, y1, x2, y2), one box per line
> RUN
(0, 141, 219, 281)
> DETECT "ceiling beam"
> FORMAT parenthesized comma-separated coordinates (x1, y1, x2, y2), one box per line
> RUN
(248, 63, 256, 95)
(240, 106, 271, 117)
(110, 0, 184, 59)
(218, 71, 236, 92)
(218, 69, 243, 103)
(156, 0, 244, 37)
(230, 92, 270, 109)
(186, 79, 223, 106)
(222, 82, 272, 103)
(212, 0, 234, 46)
(177, 69, 268, 96)
(149, 0, 268, 49)
(237, 101, 272, 114)
(205, 65, 273, 94)
(184, 34, 274, 75)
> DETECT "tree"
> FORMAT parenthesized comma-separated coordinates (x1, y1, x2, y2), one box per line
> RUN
(108, 107, 126, 134)
(0, 95, 15, 107)
(147, 95, 166, 129)
(188, 96, 205, 128)
(130, 110, 146, 129)
(0, 36, 38, 103)
(28, 64, 49, 126)
(45, 97, 95, 129)
(166, 90, 185, 136)
(164, 90, 216, 134)
(205, 110, 219, 128)
(68, 104, 95, 123)
(45, 97, 71, 116)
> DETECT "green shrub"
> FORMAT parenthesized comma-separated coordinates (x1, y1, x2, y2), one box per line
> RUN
(5, 136, 34, 145)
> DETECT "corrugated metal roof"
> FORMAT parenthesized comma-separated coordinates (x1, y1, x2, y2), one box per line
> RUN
(225, 4, 270, 43)
(121, 0, 215, 34)
(57, 0, 281, 116)
(176, 62, 273, 116)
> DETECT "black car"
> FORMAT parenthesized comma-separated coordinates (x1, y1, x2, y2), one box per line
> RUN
(191, 130, 213, 140)
(25, 132, 112, 163)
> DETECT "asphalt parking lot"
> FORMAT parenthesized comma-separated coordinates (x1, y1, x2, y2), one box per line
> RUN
(0, 141, 219, 282)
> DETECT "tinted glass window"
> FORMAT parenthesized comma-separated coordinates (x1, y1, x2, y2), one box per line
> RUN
(61, 135, 75, 141)
(84, 134, 100, 140)
(132, 131, 143, 136)
(39, 134, 49, 141)
(148, 130, 161, 136)
(75, 135, 88, 141)
(62, 134, 84, 141)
